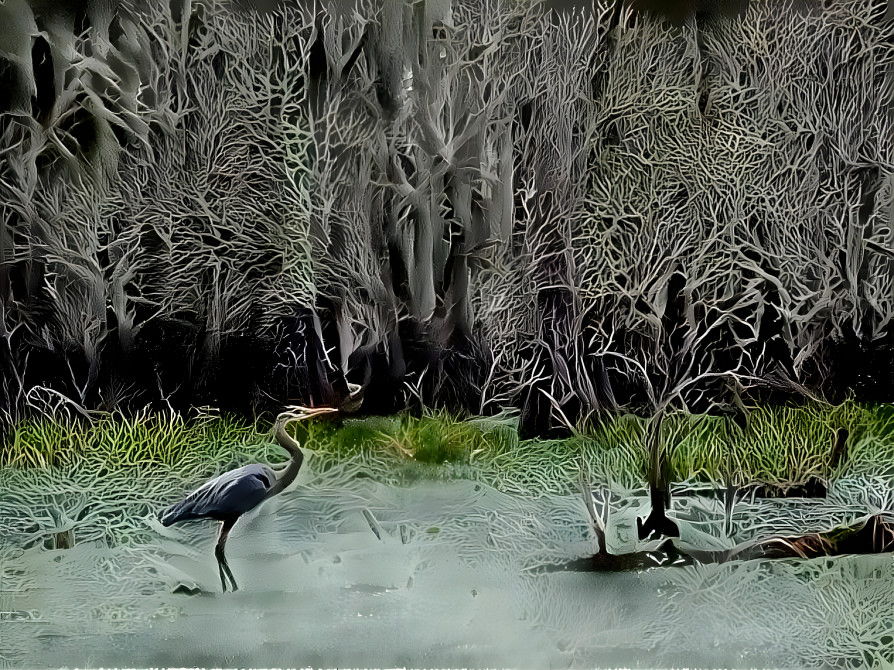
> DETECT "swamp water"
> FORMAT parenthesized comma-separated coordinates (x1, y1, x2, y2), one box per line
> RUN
(2, 458, 894, 668)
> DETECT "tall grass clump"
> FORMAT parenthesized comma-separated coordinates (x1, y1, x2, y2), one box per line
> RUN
(2, 410, 268, 472)
(836, 403, 894, 478)
(302, 410, 497, 488)
(666, 401, 894, 486)
(580, 414, 650, 489)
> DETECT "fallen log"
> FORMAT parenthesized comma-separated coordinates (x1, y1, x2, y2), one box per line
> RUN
(675, 476, 829, 500)
(564, 514, 894, 572)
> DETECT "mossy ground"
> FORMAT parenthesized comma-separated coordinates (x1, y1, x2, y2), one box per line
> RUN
(3, 401, 893, 495)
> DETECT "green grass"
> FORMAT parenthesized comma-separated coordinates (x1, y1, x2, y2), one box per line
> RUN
(3, 402, 893, 496)
(2, 409, 268, 472)
(667, 401, 894, 485)
(304, 409, 490, 465)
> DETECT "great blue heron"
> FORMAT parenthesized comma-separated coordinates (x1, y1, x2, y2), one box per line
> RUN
(158, 406, 337, 592)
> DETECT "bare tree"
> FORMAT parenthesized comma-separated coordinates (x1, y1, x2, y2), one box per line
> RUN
(1, 0, 892, 448)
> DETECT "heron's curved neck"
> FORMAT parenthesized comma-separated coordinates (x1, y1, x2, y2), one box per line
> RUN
(267, 419, 304, 497)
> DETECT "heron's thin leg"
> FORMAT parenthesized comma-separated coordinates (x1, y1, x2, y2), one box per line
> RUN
(215, 518, 238, 592)
(222, 556, 238, 592)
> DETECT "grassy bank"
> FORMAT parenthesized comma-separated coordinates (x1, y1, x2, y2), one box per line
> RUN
(1, 400, 893, 558)
(3, 402, 894, 494)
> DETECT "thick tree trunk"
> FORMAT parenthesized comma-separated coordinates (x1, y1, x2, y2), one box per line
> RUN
(638, 412, 680, 540)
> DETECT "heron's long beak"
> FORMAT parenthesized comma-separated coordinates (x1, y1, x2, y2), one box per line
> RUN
(305, 406, 339, 417)
(282, 405, 339, 420)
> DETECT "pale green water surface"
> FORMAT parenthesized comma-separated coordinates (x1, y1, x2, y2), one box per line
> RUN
(2, 459, 894, 668)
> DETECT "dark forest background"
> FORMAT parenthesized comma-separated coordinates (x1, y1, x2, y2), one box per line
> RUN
(1, 0, 893, 439)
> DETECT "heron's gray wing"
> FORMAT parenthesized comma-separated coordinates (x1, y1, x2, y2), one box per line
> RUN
(159, 464, 275, 525)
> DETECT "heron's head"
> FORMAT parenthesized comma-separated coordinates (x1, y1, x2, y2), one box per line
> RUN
(276, 405, 339, 427)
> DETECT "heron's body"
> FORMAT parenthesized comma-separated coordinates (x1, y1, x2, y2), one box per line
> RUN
(158, 407, 336, 592)
(159, 464, 276, 525)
